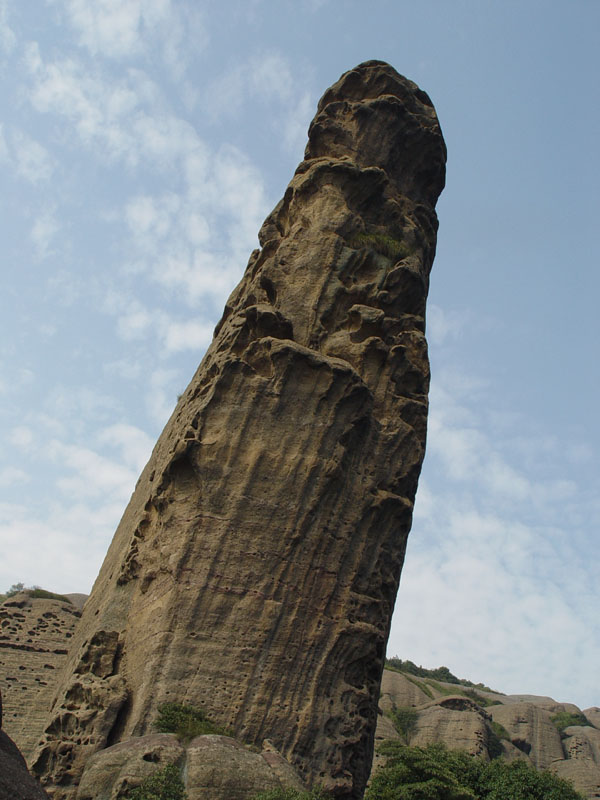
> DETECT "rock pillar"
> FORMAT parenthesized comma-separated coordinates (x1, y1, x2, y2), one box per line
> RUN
(33, 60, 446, 799)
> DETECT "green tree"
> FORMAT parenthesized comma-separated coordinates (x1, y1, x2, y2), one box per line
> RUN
(366, 742, 477, 800)
(367, 743, 585, 800)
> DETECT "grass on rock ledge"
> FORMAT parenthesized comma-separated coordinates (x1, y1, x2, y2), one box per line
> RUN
(154, 703, 231, 741)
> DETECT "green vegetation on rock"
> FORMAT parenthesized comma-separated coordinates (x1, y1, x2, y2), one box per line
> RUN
(154, 702, 230, 741)
(385, 658, 498, 694)
(551, 711, 591, 734)
(251, 789, 330, 800)
(389, 707, 419, 743)
(366, 742, 585, 800)
(0, 583, 72, 604)
(124, 763, 187, 800)
(349, 232, 410, 260)
(487, 721, 510, 760)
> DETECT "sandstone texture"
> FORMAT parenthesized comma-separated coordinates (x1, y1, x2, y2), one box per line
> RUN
(33, 61, 446, 799)
(75, 733, 303, 800)
(0, 689, 49, 800)
(375, 668, 600, 798)
(0, 593, 82, 760)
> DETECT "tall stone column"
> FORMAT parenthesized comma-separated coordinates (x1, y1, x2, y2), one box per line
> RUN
(33, 60, 446, 799)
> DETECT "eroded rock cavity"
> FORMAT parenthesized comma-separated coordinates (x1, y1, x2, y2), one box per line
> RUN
(33, 60, 446, 799)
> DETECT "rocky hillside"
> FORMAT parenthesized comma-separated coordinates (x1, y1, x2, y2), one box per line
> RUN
(375, 666, 600, 799)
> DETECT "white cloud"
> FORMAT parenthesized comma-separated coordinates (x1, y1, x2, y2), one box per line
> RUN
(427, 303, 465, 347)
(96, 423, 153, 472)
(50, 0, 207, 81)
(161, 318, 213, 354)
(117, 301, 152, 341)
(147, 367, 178, 426)
(389, 364, 599, 709)
(0, 0, 15, 55)
(12, 130, 54, 183)
(283, 89, 314, 154)
(0, 123, 8, 161)
(31, 208, 60, 258)
(9, 426, 34, 449)
(0, 467, 29, 488)
(57, 0, 169, 59)
(204, 50, 297, 122)
(49, 439, 137, 502)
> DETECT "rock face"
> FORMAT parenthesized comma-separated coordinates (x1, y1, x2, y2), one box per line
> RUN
(33, 60, 446, 799)
(0, 690, 49, 800)
(76, 734, 303, 800)
(0, 593, 82, 761)
(488, 702, 565, 769)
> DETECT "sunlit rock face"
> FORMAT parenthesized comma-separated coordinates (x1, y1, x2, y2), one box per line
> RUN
(33, 60, 446, 799)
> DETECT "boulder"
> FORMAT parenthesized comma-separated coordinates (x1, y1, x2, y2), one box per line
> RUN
(76, 733, 304, 800)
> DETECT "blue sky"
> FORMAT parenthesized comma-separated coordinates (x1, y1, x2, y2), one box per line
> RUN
(0, 1, 598, 709)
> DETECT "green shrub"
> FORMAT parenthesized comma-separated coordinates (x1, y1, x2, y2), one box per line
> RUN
(251, 789, 329, 800)
(486, 721, 510, 760)
(366, 742, 478, 800)
(366, 742, 585, 800)
(29, 588, 72, 603)
(0, 584, 72, 604)
(154, 702, 230, 742)
(124, 763, 186, 800)
(551, 711, 591, 733)
(384, 658, 498, 694)
(350, 232, 410, 261)
(389, 707, 418, 743)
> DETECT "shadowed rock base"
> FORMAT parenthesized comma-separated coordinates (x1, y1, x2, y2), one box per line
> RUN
(33, 61, 446, 799)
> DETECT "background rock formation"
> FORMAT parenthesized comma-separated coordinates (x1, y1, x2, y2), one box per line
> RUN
(32, 60, 446, 799)
(375, 668, 600, 799)
(0, 592, 83, 761)
(0, 689, 49, 800)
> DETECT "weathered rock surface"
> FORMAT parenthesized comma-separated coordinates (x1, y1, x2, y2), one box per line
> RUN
(378, 668, 433, 712)
(33, 61, 446, 799)
(0, 690, 49, 800)
(488, 702, 565, 769)
(552, 758, 600, 800)
(586, 709, 600, 730)
(76, 733, 303, 800)
(0, 593, 82, 761)
(396, 695, 493, 759)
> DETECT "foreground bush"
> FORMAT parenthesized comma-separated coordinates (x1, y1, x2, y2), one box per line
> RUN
(366, 742, 585, 800)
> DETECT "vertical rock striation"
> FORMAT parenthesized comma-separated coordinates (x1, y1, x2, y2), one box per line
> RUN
(33, 61, 446, 798)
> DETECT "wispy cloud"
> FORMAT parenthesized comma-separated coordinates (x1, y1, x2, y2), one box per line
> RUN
(0, 467, 29, 488)
(31, 208, 60, 258)
(389, 357, 599, 708)
(0, 0, 15, 56)
(11, 129, 55, 183)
